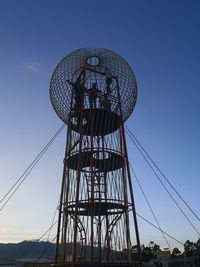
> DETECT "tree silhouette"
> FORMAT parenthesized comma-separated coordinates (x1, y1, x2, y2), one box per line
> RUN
(184, 240, 197, 257)
(171, 247, 182, 258)
(130, 238, 200, 263)
(196, 238, 200, 256)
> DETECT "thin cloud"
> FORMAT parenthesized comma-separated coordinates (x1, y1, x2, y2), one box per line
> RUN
(26, 61, 41, 72)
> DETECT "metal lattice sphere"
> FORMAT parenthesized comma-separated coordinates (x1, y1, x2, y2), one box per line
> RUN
(50, 48, 137, 124)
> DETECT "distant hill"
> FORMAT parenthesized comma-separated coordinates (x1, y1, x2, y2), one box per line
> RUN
(0, 241, 120, 264)
(0, 241, 55, 263)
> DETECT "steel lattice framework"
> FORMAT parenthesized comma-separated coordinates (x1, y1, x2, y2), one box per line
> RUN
(50, 48, 137, 124)
(50, 48, 143, 267)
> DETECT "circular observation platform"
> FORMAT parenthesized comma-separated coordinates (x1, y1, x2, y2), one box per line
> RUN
(50, 48, 137, 125)
(65, 149, 125, 172)
(66, 201, 129, 216)
(69, 108, 120, 136)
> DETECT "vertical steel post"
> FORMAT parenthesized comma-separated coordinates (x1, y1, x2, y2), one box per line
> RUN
(116, 78, 144, 267)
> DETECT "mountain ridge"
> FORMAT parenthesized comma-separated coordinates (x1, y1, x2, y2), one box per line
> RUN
(0, 241, 55, 263)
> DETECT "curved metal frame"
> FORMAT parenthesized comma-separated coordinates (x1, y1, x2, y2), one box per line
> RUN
(50, 48, 137, 124)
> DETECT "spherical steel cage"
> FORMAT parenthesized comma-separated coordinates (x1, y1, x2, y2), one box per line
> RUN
(50, 48, 137, 124)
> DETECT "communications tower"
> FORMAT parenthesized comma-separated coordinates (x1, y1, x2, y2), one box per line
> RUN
(50, 48, 143, 267)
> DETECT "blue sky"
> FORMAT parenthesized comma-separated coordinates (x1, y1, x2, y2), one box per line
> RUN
(0, 0, 200, 250)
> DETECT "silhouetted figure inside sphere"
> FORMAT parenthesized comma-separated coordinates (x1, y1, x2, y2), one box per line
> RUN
(105, 68, 112, 94)
(89, 83, 100, 108)
(101, 93, 111, 111)
(67, 77, 84, 110)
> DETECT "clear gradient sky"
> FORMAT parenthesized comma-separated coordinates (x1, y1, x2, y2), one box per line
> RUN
(0, 0, 200, 250)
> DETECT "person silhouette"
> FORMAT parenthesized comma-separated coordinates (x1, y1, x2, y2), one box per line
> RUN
(105, 69, 112, 94)
(89, 83, 100, 108)
(67, 77, 84, 110)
